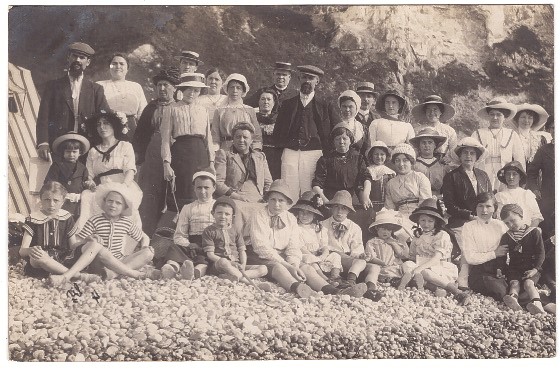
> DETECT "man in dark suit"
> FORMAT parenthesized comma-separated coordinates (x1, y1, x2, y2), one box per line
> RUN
(245, 62, 299, 110)
(355, 81, 381, 128)
(36, 42, 109, 160)
(272, 65, 340, 200)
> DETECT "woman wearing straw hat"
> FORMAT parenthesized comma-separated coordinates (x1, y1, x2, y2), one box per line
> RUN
(411, 95, 458, 161)
(472, 98, 525, 190)
(332, 90, 369, 153)
(161, 72, 214, 209)
(441, 137, 492, 289)
(368, 89, 415, 150)
(409, 127, 450, 197)
(133, 67, 180, 236)
(211, 73, 263, 152)
(511, 103, 550, 166)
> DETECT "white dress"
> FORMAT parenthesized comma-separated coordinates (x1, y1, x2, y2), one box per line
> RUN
(298, 223, 342, 272)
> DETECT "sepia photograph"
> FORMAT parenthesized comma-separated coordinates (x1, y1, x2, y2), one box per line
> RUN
(6, 2, 556, 362)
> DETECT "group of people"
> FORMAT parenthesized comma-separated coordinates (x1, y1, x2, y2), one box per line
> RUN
(23, 42, 555, 314)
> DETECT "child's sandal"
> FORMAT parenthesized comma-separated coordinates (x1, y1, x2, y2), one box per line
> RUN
(503, 293, 522, 311)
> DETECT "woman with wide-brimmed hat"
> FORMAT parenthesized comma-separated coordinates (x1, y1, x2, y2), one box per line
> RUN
(133, 67, 180, 236)
(410, 127, 450, 197)
(161, 72, 214, 209)
(97, 53, 148, 140)
(441, 137, 493, 289)
(411, 95, 458, 161)
(495, 161, 543, 227)
(472, 97, 525, 190)
(211, 73, 263, 152)
(511, 103, 550, 165)
(368, 89, 415, 150)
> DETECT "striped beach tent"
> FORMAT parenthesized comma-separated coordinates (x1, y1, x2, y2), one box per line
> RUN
(8, 63, 41, 216)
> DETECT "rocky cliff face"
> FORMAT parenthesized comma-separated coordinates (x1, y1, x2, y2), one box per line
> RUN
(9, 5, 553, 133)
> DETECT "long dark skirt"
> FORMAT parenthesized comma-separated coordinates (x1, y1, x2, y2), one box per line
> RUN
(137, 131, 165, 237)
(170, 135, 210, 210)
(263, 146, 283, 180)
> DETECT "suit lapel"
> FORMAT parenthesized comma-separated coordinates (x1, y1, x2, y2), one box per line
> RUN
(232, 153, 246, 174)
(62, 76, 74, 112)
(79, 79, 93, 115)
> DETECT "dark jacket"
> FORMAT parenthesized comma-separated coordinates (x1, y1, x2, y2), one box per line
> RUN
(132, 99, 160, 164)
(527, 143, 554, 198)
(441, 166, 492, 228)
(272, 94, 340, 154)
(36, 75, 109, 147)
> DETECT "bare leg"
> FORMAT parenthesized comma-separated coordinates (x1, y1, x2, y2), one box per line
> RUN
(29, 255, 68, 275)
(300, 264, 328, 291)
(312, 263, 329, 280)
(525, 279, 545, 314)
(119, 247, 154, 270)
(269, 262, 298, 291)
(398, 261, 416, 290)
(49, 242, 105, 286)
(363, 263, 381, 285)
(348, 258, 367, 277)
(95, 247, 146, 279)
(503, 280, 523, 311)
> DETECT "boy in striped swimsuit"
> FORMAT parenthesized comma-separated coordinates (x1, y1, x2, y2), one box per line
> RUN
(76, 182, 155, 279)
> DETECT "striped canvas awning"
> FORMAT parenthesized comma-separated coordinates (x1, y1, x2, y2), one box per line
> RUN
(8, 63, 41, 216)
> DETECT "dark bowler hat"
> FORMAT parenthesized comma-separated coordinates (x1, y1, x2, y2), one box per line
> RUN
(152, 67, 181, 85)
(272, 62, 293, 72)
(497, 161, 527, 186)
(297, 65, 324, 77)
(356, 82, 378, 96)
(174, 50, 204, 66)
(68, 42, 95, 57)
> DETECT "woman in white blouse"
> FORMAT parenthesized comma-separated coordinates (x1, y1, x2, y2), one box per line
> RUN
(97, 53, 147, 140)
(511, 103, 550, 166)
(368, 89, 415, 150)
(161, 73, 214, 209)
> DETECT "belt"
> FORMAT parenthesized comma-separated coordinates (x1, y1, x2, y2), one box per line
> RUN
(396, 198, 419, 207)
(93, 169, 124, 185)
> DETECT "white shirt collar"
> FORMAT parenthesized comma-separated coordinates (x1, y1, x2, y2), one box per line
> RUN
(359, 109, 370, 116)
(300, 91, 315, 107)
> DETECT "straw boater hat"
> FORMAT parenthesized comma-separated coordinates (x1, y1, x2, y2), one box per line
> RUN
(355, 82, 378, 97)
(512, 103, 550, 132)
(289, 191, 328, 221)
(411, 95, 456, 123)
(152, 67, 181, 86)
(409, 127, 447, 150)
(391, 143, 417, 164)
(213, 196, 237, 215)
(375, 89, 407, 114)
(325, 190, 355, 213)
(271, 62, 293, 73)
(264, 179, 293, 205)
(409, 198, 446, 224)
(176, 73, 208, 89)
(476, 97, 517, 121)
(95, 182, 142, 217)
(222, 73, 250, 96)
(453, 137, 487, 162)
(174, 50, 204, 66)
(338, 90, 362, 111)
(368, 209, 402, 233)
(366, 140, 391, 158)
(52, 131, 90, 154)
(192, 169, 217, 184)
(497, 161, 527, 186)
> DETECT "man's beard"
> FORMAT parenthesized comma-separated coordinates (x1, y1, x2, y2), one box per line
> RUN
(68, 61, 84, 78)
(300, 82, 313, 95)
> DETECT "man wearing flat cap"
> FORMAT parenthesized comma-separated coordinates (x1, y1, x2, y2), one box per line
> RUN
(245, 62, 299, 109)
(175, 50, 203, 74)
(272, 65, 340, 200)
(36, 42, 109, 160)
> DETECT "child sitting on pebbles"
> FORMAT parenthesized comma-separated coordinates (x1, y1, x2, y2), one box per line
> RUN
(203, 196, 269, 288)
(322, 190, 380, 301)
(73, 181, 156, 281)
(365, 209, 409, 288)
(400, 198, 471, 306)
(498, 204, 547, 314)
(20, 182, 154, 287)
(289, 191, 342, 282)
(160, 170, 216, 280)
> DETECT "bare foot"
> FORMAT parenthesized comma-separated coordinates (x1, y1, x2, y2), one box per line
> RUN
(179, 260, 195, 281)
(78, 273, 102, 284)
(48, 274, 68, 287)
(397, 272, 413, 291)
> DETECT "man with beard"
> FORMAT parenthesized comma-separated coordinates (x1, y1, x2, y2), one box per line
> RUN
(36, 42, 109, 160)
(272, 65, 340, 200)
(245, 62, 299, 109)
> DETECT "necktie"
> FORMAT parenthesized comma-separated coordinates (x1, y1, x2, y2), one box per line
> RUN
(332, 222, 348, 240)
(270, 215, 286, 230)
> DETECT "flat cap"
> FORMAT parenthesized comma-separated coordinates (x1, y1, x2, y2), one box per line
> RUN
(297, 65, 324, 77)
(68, 42, 95, 57)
